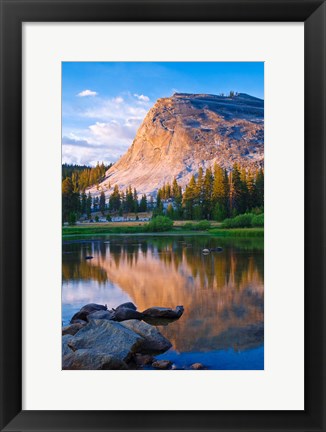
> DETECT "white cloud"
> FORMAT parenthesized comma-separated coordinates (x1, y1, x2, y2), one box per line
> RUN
(89, 121, 136, 143)
(113, 96, 124, 104)
(82, 97, 147, 121)
(63, 93, 152, 165)
(77, 89, 98, 97)
(134, 93, 150, 102)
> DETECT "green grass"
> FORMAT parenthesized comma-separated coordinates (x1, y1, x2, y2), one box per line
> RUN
(208, 227, 264, 237)
(63, 225, 264, 238)
(62, 226, 147, 236)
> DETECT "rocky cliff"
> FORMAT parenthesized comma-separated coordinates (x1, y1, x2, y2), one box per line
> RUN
(91, 92, 264, 196)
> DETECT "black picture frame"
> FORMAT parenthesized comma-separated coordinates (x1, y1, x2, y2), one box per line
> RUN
(0, 0, 325, 431)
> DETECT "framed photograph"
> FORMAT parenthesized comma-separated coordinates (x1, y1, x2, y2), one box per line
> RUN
(0, 1, 325, 431)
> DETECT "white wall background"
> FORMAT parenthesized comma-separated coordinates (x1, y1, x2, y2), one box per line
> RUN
(23, 22, 304, 410)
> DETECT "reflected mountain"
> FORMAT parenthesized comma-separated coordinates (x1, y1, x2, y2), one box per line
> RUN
(62, 236, 264, 353)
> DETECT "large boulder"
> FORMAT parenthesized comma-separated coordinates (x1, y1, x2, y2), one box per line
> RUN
(70, 303, 107, 323)
(62, 322, 86, 336)
(113, 308, 144, 322)
(142, 306, 184, 319)
(87, 310, 115, 321)
(62, 334, 74, 356)
(121, 320, 172, 353)
(62, 349, 128, 370)
(115, 302, 137, 311)
(67, 319, 144, 362)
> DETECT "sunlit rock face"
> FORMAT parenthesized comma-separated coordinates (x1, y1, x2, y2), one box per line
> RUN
(90, 93, 264, 197)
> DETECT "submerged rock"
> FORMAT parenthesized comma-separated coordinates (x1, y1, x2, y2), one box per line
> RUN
(62, 349, 128, 370)
(62, 322, 86, 336)
(67, 319, 144, 363)
(142, 306, 184, 319)
(121, 320, 172, 353)
(70, 303, 107, 323)
(152, 360, 172, 369)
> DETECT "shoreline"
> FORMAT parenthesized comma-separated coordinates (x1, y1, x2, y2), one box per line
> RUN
(62, 226, 264, 239)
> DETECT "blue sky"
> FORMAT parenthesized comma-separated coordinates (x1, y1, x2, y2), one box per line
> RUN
(62, 62, 264, 166)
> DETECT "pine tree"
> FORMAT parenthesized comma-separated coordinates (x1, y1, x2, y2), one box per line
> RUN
(109, 185, 121, 212)
(183, 175, 197, 219)
(246, 169, 256, 211)
(255, 168, 264, 209)
(133, 188, 138, 213)
(62, 177, 80, 222)
(139, 194, 148, 212)
(86, 192, 92, 218)
(93, 196, 99, 212)
(230, 164, 242, 215)
(166, 203, 174, 219)
(99, 191, 106, 215)
(81, 192, 87, 215)
(202, 167, 213, 219)
(171, 178, 182, 218)
(125, 186, 134, 213)
(195, 167, 204, 205)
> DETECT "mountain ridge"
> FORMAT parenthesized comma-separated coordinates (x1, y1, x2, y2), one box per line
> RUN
(89, 92, 264, 197)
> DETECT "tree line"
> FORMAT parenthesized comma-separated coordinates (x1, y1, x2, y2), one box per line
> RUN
(154, 163, 264, 221)
(62, 162, 264, 224)
(62, 162, 112, 192)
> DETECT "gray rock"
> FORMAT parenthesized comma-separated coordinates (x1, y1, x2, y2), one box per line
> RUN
(71, 319, 88, 325)
(67, 319, 144, 362)
(142, 306, 184, 319)
(121, 320, 172, 353)
(134, 353, 155, 366)
(62, 334, 74, 356)
(115, 302, 137, 311)
(87, 310, 115, 321)
(191, 362, 205, 370)
(62, 349, 128, 370)
(152, 360, 172, 369)
(113, 308, 144, 322)
(62, 322, 86, 336)
(70, 303, 107, 323)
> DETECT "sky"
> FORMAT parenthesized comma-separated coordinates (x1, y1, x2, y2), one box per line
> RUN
(62, 62, 264, 166)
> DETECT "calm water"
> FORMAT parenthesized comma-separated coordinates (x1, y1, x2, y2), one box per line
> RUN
(62, 235, 264, 370)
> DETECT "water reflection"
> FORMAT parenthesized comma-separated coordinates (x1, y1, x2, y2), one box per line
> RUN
(62, 236, 264, 362)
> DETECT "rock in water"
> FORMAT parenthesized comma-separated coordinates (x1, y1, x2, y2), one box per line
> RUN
(89, 93, 264, 197)
(67, 319, 144, 363)
(113, 308, 144, 322)
(134, 353, 155, 366)
(115, 302, 137, 311)
(87, 310, 115, 321)
(70, 303, 107, 323)
(62, 322, 86, 336)
(62, 349, 128, 370)
(142, 306, 184, 319)
(121, 320, 172, 353)
(152, 360, 173, 369)
(191, 363, 205, 370)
